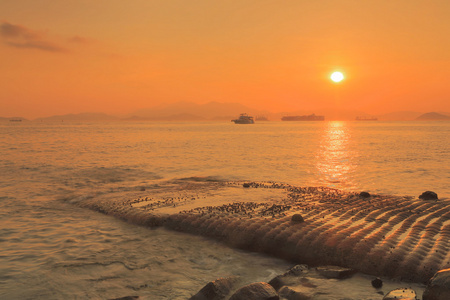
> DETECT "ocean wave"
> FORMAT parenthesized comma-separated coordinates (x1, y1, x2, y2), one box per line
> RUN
(172, 175, 227, 182)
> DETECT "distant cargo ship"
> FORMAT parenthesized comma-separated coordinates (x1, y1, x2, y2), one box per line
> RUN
(231, 113, 255, 124)
(355, 116, 378, 121)
(281, 114, 324, 121)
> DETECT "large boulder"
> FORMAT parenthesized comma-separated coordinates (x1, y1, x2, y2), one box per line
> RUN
(189, 276, 241, 300)
(229, 282, 279, 300)
(291, 214, 304, 223)
(371, 277, 383, 288)
(383, 288, 417, 300)
(359, 192, 371, 198)
(423, 268, 450, 300)
(419, 191, 438, 200)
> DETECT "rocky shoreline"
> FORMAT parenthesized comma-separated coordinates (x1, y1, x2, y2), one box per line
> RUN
(73, 179, 450, 299)
(188, 264, 429, 300)
(112, 265, 450, 300)
(188, 265, 450, 300)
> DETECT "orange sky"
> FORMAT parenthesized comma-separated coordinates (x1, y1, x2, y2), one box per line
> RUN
(1, 0, 450, 119)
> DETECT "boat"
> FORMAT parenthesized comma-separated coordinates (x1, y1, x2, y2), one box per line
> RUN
(281, 114, 324, 121)
(355, 116, 378, 121)
(232, 113, 255, 124)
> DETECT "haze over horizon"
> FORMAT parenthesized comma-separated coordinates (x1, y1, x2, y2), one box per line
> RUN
(2, 1, 450, 119)
(3, 100, 450, 122)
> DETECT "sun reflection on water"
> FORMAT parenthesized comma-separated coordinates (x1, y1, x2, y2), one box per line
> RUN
(315, 121, 357, 189)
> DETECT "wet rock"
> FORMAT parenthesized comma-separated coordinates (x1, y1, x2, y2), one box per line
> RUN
(229, 282, 279, 300)
(279, 286, 312, 300)
(268, 275, 287, 291)
(189, 276, 241, 300)
(383, 288, 417, 300)
(371, 277, 383, 288)
(284, 264, 309, 276)
(269, 265, 309, 291)
(316, 265, 356, 279)
(419, 191, 438, 200)
(297, 277, 317, 289)
(243, 183, 251, 188)
(291, 214, 304, 223)
(360, 191, 371, 198)
(423, 268, 450, 300)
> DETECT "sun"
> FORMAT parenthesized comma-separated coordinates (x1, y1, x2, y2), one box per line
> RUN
(330, 71, 344, 83)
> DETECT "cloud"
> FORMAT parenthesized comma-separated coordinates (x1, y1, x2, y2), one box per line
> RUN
(0, 22, 38, 39)
(6, 40, 67, 52)
(69, 35, 93, 44)
(0, 22, 67, 52)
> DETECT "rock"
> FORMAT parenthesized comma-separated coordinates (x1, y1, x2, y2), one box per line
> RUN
(139, 187, 146, 191)
(316, 265, 356, 279)
(360, 191, 371, 198)
(383, 288, 417, 300)
(371, 277, 383, 288)
(268, 275, 287, 291)
(229, 282, 279, 300)
(269, 265, 309, 291)
(419, 191, 438, 200)
(297, 277, 317, 289)
(284, 264, 309, 276)
(423, 268, 450, 300)
(189, 276, 241, 300)
(108, 297, 139, 300)
(243, 183, 251, 188)
(279, 286, 312, 300)
(291, 214, 304, 223)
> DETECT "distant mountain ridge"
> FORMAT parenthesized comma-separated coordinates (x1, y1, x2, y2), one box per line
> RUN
(130, 102, 383, 121)
(33, 113, 119, 122)
(130, 101, 269, 120)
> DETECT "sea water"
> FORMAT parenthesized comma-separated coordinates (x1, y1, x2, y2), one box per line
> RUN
(0, 121, 449, 299)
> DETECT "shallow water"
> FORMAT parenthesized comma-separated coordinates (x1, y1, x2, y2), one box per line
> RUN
(0, 121, 448, 299)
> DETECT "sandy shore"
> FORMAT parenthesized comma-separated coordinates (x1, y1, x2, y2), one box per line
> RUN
(75, 179, 450, 284)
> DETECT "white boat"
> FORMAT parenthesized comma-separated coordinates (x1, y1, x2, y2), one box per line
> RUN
(232, 113, 255, 124)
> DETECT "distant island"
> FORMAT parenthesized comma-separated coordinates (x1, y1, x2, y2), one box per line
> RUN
(415, 112, 450, 121)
